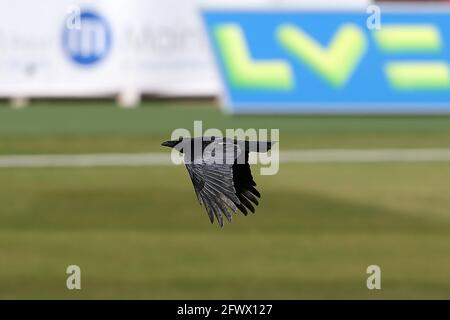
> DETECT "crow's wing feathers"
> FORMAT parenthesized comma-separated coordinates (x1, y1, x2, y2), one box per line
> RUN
(184, 139, 267, 227)
(186, 163, 239, 227)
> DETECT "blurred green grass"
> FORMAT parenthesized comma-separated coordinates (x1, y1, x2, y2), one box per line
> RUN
(1, 101, 450, 154)
(0, 102, 450, 299)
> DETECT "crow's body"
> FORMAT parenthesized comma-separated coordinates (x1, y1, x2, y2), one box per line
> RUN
(162, 137, 273, 227)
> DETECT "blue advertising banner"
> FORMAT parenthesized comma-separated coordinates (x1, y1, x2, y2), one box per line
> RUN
(202, 8, 450, 113)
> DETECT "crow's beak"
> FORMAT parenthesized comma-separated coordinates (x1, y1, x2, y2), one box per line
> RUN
(161, 140, 177, 148)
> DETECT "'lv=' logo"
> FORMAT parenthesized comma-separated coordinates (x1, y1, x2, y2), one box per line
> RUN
(214, 23, 450, 91)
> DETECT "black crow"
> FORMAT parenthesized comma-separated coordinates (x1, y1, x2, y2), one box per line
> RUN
(162, 136, 274, 227)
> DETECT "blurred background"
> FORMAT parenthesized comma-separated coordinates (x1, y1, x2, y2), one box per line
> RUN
(1, 0, 450, 299)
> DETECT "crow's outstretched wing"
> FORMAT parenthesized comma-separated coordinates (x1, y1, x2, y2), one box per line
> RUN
(185, 162, 240, 227)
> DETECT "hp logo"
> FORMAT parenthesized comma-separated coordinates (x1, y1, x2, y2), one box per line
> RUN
(62, 11, 112, 66)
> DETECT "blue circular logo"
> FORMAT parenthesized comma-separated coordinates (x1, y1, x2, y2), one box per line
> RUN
(62, 11, 112, 66)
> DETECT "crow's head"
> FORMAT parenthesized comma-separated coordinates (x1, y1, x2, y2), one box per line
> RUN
(161, 137, 184, 151)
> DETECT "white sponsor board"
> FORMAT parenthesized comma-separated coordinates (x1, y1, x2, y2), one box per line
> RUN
(0, 0, 122, 97)
(0, 0, 370, 98)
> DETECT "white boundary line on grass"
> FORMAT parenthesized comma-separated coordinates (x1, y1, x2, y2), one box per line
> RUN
(1, 149, 450, 168)
(279, 149, 450, 163)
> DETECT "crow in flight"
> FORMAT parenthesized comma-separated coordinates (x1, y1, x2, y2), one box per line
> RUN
(162, 136, 274, 227)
